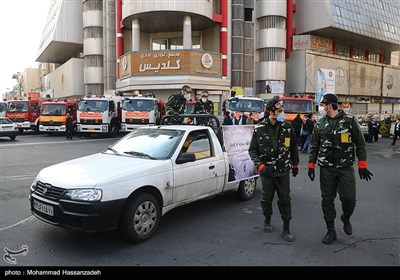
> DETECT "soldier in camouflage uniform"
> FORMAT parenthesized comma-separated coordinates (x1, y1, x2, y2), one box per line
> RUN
(194, 91, 214, 125)
(166, 85, 191, 115)
(308, 93, 373, 245)
(248, 96, 299, 242)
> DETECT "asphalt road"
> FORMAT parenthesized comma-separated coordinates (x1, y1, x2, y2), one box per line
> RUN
(0, 132, 399, 270)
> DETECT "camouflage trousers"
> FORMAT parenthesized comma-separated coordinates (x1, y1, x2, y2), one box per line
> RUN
(260, 174, 292, 222)
(320, 166, 356, 222)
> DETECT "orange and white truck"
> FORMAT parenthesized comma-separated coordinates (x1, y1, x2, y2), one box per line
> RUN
(38, 99, 77, 134)
(120, 97, 164, 132)
(6, 92, 41, 133)
(222, 96, 265, 123)
(76, 95, 124, 136)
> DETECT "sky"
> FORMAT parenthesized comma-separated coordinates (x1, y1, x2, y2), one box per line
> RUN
(0, 0, 50, 98)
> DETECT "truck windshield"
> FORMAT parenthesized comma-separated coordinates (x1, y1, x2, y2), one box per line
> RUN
(228, 99, 264, 113)
(78, 100, 108, 112)
(282, 99, 313, 114)
(7, 101, 29, 112)
(40, 104, 67, 116)
(122, 99, 154, 112)
(108, 128, 185, 159)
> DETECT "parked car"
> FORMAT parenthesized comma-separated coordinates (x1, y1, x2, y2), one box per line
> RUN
(29, 115, 257, 243)
(0, 117, 18, 140)
(359, 123, 369, 142)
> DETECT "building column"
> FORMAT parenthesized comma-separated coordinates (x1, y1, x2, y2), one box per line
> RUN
(183, 15, 192, 49)
(132, 18, 140, 51)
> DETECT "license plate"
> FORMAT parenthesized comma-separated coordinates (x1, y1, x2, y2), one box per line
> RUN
(88, 128, 95, 131)
(33, 200, 54, 216)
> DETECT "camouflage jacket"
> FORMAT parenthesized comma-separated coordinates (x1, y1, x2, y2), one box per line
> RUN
(166, 92, 186, 115)
(248, 118, 299, 177)
(194, 100, 214, 114)
(309, 110, 366, 168)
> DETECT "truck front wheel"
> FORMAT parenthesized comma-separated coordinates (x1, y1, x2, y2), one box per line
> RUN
(119, 193, 161, 243)
(236, 177, 257, 201)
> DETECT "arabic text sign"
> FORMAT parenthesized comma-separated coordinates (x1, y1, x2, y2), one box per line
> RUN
(120, 50, 222, 78)
(223, 125, 257, 182)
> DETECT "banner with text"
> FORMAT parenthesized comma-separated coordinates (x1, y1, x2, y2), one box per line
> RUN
(223, 125, 257, 182)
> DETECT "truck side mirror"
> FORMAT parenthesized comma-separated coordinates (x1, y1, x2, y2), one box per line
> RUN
(176, 152, 196, 164)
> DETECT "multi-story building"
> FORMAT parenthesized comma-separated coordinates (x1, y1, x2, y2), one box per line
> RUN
(36, 0, 400, 115)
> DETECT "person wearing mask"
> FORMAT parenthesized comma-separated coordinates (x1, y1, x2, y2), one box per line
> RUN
(65, 113, 74, 140)
(301, 113, 314, 153)
(391, 117, 400, 145)
(308, 93, 373, 245)
(248, 96, 299, 242)
(194, 91, 213, 114)
(166, 85, 191, 115)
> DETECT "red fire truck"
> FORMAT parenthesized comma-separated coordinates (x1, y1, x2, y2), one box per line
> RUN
(6, 92, 41, 133)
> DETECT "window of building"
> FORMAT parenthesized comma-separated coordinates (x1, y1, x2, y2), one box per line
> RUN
(84, 27, 103, 39)
(85, 55, 103, 67)
(258, 48, 285, 62)
(83, 0, 103, 12)
(259, 16, 286, 29)
(334, 5, 342, 17)
(151, 37, 201, 50)
(245, 8, 253, 22)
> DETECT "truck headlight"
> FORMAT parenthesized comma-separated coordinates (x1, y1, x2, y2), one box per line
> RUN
(63, 189, 102, 202)
(102, 125, 108, 132)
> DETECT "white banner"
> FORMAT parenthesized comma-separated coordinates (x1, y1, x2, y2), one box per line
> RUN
(316, 68, 335, 106)
(222, 125, 257, 182)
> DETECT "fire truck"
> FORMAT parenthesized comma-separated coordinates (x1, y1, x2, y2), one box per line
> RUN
(279, 97, 313, 121)
(0, 100, 7, 117)
(222, 96, 265, 123)
(120, 97, 164, 132)
(6, 93, 41, 133)
(38, 99, 77, 134)
(76, 95, 124, 136)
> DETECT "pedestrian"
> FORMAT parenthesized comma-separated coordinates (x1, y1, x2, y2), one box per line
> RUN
(66, 113, 74, 140)
(246, 113, 255, 125)
(223, 111, 233, 125)
(166, 85, 191, 115)
(391, 117, 400, 145)
(373, 119, 380, 142)
(238, 110, 248, 125)
(301, 113, 314, 153)
(367, 119, 374, 143)
(291, 114, 303, 146)
(307, 93, 373, 245)
(248, 96, 299, 242)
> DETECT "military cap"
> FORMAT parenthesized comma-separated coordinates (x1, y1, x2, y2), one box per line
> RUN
(320, 94, 338, 105)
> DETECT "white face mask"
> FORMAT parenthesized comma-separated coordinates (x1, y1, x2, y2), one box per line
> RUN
(319, 105, 327, 117)
(201, 98, 207, 103)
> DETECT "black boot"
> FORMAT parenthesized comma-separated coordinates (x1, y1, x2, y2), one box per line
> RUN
(322, 220, 337, 245)
(281, 221, 294, 242)
(341, 214, 353, 235)
(264, 216, 272, 233)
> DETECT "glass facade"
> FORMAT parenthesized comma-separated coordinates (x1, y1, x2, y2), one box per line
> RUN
(330, 0, 400, 45)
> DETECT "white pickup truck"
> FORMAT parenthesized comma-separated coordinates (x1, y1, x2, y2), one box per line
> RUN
(29, 115, 258, 243)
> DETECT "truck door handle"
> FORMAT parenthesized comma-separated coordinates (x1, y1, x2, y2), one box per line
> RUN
(209, 165, 215, 170)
